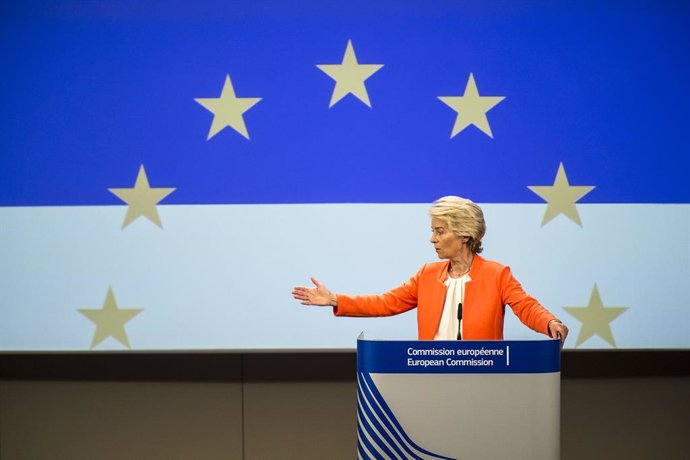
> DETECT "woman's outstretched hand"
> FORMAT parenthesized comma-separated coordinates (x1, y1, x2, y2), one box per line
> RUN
(292, 277, 337, 306)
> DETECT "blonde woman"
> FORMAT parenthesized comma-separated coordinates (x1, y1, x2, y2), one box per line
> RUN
(292, 196, 568, 345)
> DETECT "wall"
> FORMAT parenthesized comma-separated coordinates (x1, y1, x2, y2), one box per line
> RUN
(1, 353, 688, 460)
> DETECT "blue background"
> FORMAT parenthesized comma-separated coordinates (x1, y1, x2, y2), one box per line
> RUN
(2, 0, 689, 205)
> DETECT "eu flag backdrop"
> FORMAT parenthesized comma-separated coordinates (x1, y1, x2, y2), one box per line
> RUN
(1, 0, 688, 350)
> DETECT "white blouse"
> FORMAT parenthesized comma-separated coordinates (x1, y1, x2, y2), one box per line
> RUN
(433, 274, 471, 340)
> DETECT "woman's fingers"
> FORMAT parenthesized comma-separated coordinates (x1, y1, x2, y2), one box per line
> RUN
(553, 323, 569, 347)
(291, 287, 305, 297)
(291, 287, 312, 302)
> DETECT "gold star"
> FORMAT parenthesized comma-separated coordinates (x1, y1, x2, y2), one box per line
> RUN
(109, 165, 175, 229)
(528, 162, 595, 226)
(78, 287, 142, 349)
(564, 284, 627, 348)
(195, 74, 262, 140)
(438, 73, 505, 138)
(316, 40, 384, 108)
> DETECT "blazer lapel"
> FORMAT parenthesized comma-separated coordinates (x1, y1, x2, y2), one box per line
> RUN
(424, 262, 449, 338)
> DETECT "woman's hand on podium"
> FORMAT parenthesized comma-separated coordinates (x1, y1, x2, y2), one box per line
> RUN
(548, 319, 569, 348)
(292, 277, 338, 307)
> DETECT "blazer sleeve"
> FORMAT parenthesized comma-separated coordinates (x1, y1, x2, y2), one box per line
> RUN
(333, 267, 421, 318)
(499, 266, 556, 336)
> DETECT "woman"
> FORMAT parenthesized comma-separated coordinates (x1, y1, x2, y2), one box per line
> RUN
(292, 196, 568, 345)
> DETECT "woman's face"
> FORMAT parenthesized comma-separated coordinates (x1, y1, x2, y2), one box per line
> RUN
(430, 217, 466, 260)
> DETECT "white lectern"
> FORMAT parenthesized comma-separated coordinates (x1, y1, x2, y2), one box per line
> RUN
(356, 336, 560, 460)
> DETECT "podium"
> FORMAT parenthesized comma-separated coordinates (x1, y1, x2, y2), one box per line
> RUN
(356, 336, 561, 460)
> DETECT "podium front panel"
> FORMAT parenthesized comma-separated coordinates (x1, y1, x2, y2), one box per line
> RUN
(356, 338, 560, 460)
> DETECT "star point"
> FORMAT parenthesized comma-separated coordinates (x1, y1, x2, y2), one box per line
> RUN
(195, 74, 261, 140)
(78, 287, 142, 349)
(528, 162, 595, 226)
(564, 284, 627, 347)
(108, 164, 175, 229)
(316, 40, 384, 108)
(438, 73, 505, 138)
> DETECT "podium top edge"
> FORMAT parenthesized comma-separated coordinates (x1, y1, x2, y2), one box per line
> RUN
(356, 335, 559, 345)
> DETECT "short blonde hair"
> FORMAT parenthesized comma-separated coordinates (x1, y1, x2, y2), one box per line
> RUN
(429, 196, 486, 254)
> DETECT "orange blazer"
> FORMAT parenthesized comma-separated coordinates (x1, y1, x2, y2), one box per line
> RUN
(334, 255, 556, 340)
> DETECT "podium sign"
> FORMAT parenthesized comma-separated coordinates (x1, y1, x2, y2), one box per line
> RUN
(356, 337, 560, 460)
